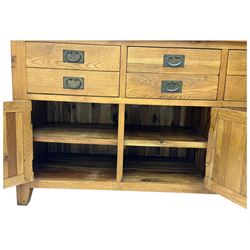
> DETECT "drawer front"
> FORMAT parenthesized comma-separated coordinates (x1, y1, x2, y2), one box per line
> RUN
(224, 76, 246, 101)
(27, 68, 119, 97)
(227, 50, 247, 75)
(127, 47, 221, 74)
(26, 42, 120, 71)
(126, 73, 218, 100)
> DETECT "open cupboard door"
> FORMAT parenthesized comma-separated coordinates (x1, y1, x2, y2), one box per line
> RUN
(3, 101, 33, 188)
(204, 108, 247, 207)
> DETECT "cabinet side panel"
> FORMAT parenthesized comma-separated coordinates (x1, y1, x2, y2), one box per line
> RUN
(11, 41, 27, 100)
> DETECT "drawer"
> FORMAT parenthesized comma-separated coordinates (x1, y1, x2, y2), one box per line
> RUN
(126, 73, 218, 100)
(27, 68, 119, 97)
(227, 50, 246, 75)
(127, 47, 221, 74)
(224, 76, 246, 101)
(26, 42, 120, 71)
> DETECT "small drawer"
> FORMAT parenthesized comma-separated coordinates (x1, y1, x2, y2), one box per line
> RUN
(27, 68, 119, 97)
(127, 47, 221, 74)
(126, 73, 218, 100)
(26, 42, 120, 71)
(224, 76, 246, 101)
(227, 50, 247, 75)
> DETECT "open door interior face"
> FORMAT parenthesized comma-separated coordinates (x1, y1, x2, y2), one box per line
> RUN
(3, 101, 33, 188)
(205, 108, 247, 207)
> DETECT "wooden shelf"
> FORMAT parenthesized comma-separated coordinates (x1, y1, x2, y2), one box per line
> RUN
(33, 123, 118, 145)
(124, 156, 195, 174)
(34, 153, 199, 182)
(33, 153, 204, 193)
(34, 154, 117, 181)
(125, 126, 207, 148)
(123, 155, 201, 183)
(123, 171, 202, 184)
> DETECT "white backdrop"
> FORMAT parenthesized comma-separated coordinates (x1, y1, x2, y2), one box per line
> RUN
(0, 1, 249, 249)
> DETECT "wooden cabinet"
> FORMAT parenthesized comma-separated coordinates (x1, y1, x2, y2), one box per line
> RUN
(3, 41, 247, 207)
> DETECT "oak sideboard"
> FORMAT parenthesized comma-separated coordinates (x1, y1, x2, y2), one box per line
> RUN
(3, 41, 247, 207)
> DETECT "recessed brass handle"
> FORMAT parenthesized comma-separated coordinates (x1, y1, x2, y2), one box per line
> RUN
(163, 54, 185, 67)
(63, 77, 84, 89)
(63, 50, 84, 63)
(161, 81, 182, 93)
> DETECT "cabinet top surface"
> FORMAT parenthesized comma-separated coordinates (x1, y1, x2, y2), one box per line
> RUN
(19, 40, 247, 49)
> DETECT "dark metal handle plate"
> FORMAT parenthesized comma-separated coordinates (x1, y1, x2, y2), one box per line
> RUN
(63, 77, 84, 89)
(163, 54, 185, 67)
(63, 50, 84, 63)
(161, 81, 182, 93)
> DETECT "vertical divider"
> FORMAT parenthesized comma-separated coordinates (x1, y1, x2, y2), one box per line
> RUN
(116, 42, 128, 181)
(116, 103, 126, 182)
(217, 49, 229, 100)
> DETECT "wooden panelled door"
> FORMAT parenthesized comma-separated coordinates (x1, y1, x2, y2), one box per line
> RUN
(3, 101, 33, 188)
(205, 108, 247, 207)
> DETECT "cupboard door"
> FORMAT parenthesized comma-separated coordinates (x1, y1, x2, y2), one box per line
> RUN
(3, 101, 33, 188)
(205, 108, 246, 207)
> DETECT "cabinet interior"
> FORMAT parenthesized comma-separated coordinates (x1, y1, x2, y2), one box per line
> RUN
(32, 101, 210, 183)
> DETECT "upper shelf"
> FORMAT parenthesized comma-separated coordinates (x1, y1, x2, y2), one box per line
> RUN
(34, 123, 207, 149)
(33, 123, 118, 145)
(125, 126, 207, 149)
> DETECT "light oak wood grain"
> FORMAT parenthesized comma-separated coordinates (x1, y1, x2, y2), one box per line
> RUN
(126, 73, 218, 100)
(27, 68, 120, 97)
(27, 93, 246, 107)
(127, 47, 221, 74)
(125, 126, 207, 148)
(11, 41, 27, 99)
(31, 178, 206, 193)
(33, 40, 247, 49)
(205, 108, 247, 207)
(227, 50, 247, 75)
(119, 43, 128, 97)
(3, 101, 33, 188)
(116, 104, 125, 181)
(26, 42, 120, 71)
(217, 49, 229, 100)
(33, 123, 118, 145)
(224, 76, 246, 101)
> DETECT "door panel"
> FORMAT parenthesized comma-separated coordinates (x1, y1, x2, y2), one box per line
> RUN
(205, 108, 246, 207)
(3, 101, 33, 188)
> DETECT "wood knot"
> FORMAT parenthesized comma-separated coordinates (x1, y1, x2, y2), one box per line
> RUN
(11, 56, 17, 67)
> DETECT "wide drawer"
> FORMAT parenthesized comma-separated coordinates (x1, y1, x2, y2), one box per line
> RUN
(26, 42, 120, 71)
(227, 50, 247, 75)
(127, 47, 221, 74)
(224, 76, 246, 101)
(27, 68, 119, 97)
(126, 73, 218, 100)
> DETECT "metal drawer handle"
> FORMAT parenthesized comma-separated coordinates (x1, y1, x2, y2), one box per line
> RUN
(161, 81, 183, 93)
(63, 77, 84, 89)
(163, 54, 185, 67)
(63, 50, 84, 63)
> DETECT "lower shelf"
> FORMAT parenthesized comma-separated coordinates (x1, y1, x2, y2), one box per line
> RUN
(34, 154, 117, 181)
(34, 154, 204, 193)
